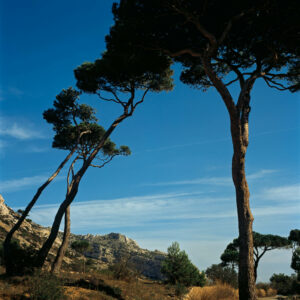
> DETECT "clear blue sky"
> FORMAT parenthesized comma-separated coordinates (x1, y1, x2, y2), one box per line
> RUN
(0, 0, 299, 282)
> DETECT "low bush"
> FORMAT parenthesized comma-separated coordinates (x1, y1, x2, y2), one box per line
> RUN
(186, 283, 238, 300)
(27, 271, 65, 300)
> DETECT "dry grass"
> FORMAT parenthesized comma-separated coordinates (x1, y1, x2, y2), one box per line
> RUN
(186, 283, 238, 300)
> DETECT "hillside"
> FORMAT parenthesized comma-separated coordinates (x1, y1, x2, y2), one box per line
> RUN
(0, 194, 166, 279)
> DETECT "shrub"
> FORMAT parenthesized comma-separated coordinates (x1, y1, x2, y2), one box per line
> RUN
(161, 242, 206, 287)
(6, 240, 37, 275)
(186, 283, 238, 300)
(174, 283, 189, 297)
(109, 256, 139, 282)
(270, 273, 299, 295)
(27, 271, 65, 300)
(205, 264, 238, 288)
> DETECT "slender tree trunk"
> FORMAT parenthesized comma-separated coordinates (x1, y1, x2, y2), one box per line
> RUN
(4, 148, 76, 275)
(51, 205, 71, 273)
(231, 117, 256, 300)
(34, 114, 127, 268)
(254, 257, 259, 282)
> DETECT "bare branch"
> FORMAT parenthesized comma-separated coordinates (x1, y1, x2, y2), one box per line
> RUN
(263, 76, 290, 91)
(96, 92, 126, 107)
(225, 76, 240, 86)
(90, 154, 117, 169)
(134, 88, 150, 109)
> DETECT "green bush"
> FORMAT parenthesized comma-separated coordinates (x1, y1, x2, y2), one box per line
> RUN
(270, 273, 300, 295)
(161, 242, 206, 287)
(27, 271, 66, 300)
(206, 264, 238, 288)
(6, 240, 37, 275)
(109, 256, 139, 282)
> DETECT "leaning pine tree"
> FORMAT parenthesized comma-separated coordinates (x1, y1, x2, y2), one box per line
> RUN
(107, 1, 299, 298)
(3, 88, 93, 276)
(41, 88, 131, 273)
(33, 49, 173, 268)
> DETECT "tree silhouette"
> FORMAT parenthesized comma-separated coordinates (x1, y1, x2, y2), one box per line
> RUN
(161, 242, 206, 287)
(34, 50, 173, 269)
(43, 88, 131, 273)
(3, 88, 94, 275)
(71, 240, 91, 273)
(289, 229, 300, 279)
(106, 1, 299, 298)
(221, 232, 291, 281)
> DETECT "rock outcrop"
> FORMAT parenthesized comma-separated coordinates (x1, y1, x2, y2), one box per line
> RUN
(0, 194, 166, 279)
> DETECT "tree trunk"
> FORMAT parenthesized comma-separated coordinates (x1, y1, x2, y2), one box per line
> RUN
(34, 178, 80, 268)
(51, 205, 71, 273)
(34, 115, 125, 268)
(4, 148, 76, 275)
(231, 119, 256, 300)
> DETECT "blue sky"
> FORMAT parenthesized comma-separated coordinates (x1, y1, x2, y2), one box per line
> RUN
(0, 1, 299, 282)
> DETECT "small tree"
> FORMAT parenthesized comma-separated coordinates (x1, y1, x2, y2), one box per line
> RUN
(161, 242, 206, 287)
(205, 264, 238, 288)
(71, 240, 91, 273)
(34, 46, 173, 270)
(289, 229, 300, 280)
(221, 232, 291, 281)
(44, 88, 131, 273)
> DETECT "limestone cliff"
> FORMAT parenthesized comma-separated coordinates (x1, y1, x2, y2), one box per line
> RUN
(0, 194, 166, 279)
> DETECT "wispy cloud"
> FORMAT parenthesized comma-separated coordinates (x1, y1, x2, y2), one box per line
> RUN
(0, 87, 24, 101)
(27, 185, 299, 231)
(0, 117, 44, 140)
(261, 184, 300, 202)
(0, 174, 65, 193)
(144, 169, 277, 187)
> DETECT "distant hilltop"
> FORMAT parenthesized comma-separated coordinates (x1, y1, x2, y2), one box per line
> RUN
(0, 194, 166, 279)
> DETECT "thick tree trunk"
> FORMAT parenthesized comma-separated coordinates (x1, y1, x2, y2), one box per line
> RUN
(231, 120, 256, 300)
(4, 148, 76, 275)
(51, 205, 71, 273)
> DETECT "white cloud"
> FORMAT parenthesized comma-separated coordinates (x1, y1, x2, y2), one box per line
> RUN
(0, 117, 45, 140)
(27, 188, 299, 232)
(0, 174, 65, 193)
(261, 184, 300, 202)
(144, 169, 277, 187)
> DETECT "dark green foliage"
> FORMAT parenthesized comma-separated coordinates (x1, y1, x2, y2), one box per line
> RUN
(5, 240, 37, 275)
(205, 264, 238, 288)
(71, 240, 90, 254)
(289, 229, 300, 248)
(44, 87, 131, 163)
(161, 242, 206, 287)
(27, 271, 66, 300)
(109, 256, 139, 282)
(220, 243, 239, 270)
(174, 283, 188, 297)
(270, 273, 300, 296)
(221, 232, 291, 274)
(75, 47, 173, 95)
(110, 0, 300, 92)
(291, 248, 300, 280)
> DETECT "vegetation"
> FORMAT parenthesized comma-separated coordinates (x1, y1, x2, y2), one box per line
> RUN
(108, 1, 299, 298)
(27, 271, 66, 300)
(289, 229, 300, 280)
(186, 283, 238, 300)
(270, 273, 300, 296)
(205, 264, 238, 288)
(71, 240, 91, 273)
(161, 242, 206, 288)
(221, 232, 291, 281)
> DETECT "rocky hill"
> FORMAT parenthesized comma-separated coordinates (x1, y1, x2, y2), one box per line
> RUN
(0, 194, 166, 279)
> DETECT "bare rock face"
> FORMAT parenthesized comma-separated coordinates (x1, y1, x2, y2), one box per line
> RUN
(0, 195, 166, 279)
